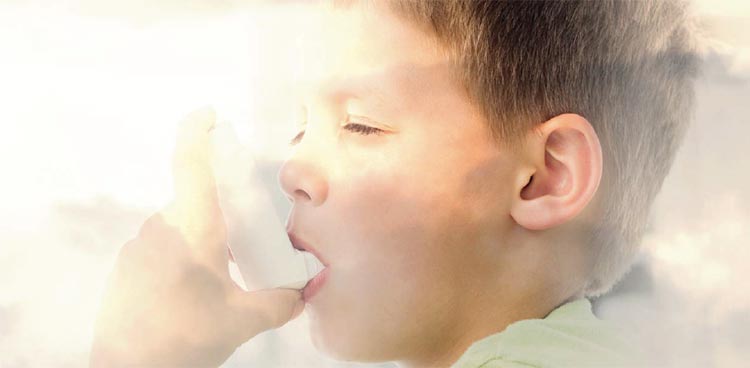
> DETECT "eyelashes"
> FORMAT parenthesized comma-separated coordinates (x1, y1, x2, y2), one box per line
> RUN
(289, 130, 305, 146)
(343, 123, 384, 136)
(288, 119, 385, 146)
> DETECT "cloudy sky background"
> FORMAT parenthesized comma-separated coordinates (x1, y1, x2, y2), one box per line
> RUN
(0, 1, 748, 367)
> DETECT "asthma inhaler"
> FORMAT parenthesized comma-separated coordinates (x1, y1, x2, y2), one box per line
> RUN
(208, 122, 325, 291)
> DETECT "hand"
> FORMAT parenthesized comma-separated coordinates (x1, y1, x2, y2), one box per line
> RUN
(90, 107, 304, 368)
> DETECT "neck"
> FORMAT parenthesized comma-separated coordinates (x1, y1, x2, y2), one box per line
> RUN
(395, 290, 571, 368)
(396, 228, 589, 368)
(395, 252, 587, 368)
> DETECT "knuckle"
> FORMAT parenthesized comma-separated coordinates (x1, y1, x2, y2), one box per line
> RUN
(119, 214, 185, 260)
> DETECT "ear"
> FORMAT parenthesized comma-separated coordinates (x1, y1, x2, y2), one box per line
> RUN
(510, 113, 603, 231)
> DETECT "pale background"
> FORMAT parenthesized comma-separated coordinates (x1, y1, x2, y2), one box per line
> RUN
(0, 1, 748, 367)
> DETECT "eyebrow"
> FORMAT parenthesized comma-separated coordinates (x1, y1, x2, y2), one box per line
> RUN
(296, 82, 392, 122)
(303, 63, 438, 120)
(337, 77, 407, 119)
(323, 76, 388, 103)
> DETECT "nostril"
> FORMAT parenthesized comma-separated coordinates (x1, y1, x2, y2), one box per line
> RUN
(278, 158, 329, 206)
(294, 189, 312, 201)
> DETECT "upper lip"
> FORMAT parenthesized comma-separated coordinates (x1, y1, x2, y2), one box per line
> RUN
(287, 232, 329, 267)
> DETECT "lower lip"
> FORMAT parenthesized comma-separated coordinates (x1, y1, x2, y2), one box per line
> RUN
(302, 267, 330, 302)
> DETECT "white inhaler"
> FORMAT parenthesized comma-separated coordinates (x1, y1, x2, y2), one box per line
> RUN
(208, 122, 324, 291)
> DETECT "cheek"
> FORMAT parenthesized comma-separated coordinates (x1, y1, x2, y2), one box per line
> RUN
(337, 157, 460, 259)
(332, 166, 444, 289)
(310, 141, 512, 360)
(321, 161, 474, 323)
(332, 140, 499, 284)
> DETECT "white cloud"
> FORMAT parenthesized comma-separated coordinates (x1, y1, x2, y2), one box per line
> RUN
(1, 1, 748, 367)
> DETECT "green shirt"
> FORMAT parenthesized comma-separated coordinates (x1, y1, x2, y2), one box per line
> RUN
(452, 299, 641, 368)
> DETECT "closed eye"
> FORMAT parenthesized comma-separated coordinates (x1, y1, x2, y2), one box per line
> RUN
(343, 114, 386, 137)
(343, 122, 384, 136)
(288, 116, 386, 146)
(289, 130, 305, 146)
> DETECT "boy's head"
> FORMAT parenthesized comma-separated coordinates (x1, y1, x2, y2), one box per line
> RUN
(278, 0, 699, 365)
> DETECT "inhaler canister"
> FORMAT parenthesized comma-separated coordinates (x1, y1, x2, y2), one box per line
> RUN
(209, 122, 325, 291)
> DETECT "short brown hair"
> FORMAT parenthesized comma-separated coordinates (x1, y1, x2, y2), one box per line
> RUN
(337, 0, 701, 296)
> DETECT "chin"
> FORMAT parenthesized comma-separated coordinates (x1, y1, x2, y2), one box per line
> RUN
(308, 314, 397, 364)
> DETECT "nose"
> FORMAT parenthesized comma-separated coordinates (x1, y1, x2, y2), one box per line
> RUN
(278, 152, 330, 207)
(279, 87, 342, 206)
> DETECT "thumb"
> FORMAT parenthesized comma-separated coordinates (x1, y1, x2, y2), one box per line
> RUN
(230, 288, 305, 340)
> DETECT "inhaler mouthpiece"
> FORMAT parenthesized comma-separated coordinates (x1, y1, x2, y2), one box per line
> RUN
(209, 121, 325, 291)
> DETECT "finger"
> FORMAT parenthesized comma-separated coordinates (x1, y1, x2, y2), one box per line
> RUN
(207, 122, 246, 195)
(229, 288, 304, 340)
(172, 106, 227, 272)
(174, 106, 218, 217)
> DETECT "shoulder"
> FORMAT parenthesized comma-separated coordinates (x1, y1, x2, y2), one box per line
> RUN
(452, 299, 644, 368)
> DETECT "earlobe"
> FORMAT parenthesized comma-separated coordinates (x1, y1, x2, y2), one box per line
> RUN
(510, 114, 603, 231)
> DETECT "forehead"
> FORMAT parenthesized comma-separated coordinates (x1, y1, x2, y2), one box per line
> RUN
(295, 2, 454, 102)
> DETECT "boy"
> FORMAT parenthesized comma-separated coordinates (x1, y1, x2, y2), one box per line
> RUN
(90, 1, 700, 367)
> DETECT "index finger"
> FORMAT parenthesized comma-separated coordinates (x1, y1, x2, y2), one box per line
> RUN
(169, 106, 228, 270)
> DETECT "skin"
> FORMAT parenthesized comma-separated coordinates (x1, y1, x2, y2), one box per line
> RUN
(90, 109, 304, 367)
(90, 2, 604, 368)
(280, 3, 603, 367)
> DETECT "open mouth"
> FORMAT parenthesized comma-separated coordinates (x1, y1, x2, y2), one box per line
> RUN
(302, 266, 330, 302)
(287, 232, 329, 267)
(287, 232, 330, 301)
